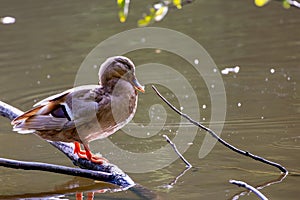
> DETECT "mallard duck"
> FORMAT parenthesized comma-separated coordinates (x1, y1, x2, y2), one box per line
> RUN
(11, 56, 144, 164)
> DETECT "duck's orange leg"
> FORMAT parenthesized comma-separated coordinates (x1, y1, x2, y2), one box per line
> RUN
(74, 142, 88, 158)
(74, 142, 108, 164)
(87, 192, 94, 200)
(75, 192, 96, 200)
(76, 192, 83, 200)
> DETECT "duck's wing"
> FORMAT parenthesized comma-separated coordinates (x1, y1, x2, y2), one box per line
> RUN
(11, 85, 100, 134)
(33, 88, 73, 107)
(11, 90, 73, 134)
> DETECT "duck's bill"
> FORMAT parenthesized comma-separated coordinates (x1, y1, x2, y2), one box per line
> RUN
(132, 78, 145, 93)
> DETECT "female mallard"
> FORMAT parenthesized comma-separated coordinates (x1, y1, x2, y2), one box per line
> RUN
(11, 56, 144, 164)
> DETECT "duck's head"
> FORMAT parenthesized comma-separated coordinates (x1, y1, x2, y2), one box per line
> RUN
(99, 56, 145, 93)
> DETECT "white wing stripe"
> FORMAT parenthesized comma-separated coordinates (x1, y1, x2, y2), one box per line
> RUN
(61, 102, 74, 120)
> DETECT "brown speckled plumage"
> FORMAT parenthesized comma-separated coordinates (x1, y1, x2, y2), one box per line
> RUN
(11, 56, 144, 163)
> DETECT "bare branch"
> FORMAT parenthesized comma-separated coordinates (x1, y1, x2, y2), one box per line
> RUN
(151, 85, 288, 174)
(0, 157, 112, 181)
(230, 180, 268, 200)
(163, 134, 192, 168)
(287, 0, 300, 8)
(230, 172, 287, 200)
(160, 134, 192, 189)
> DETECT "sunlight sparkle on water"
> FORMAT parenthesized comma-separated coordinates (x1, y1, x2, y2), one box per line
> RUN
(1, 16, 16, 24)
(221, 66, 240, 75)
(270, 68, 275, 74)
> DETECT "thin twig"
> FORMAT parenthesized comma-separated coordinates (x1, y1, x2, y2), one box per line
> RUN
(160, 134, 192, 189)
(287, 0, 300, 8)
(230, 173, 287, 200)
(152, 85, 288, 174)
(229, 180, 268, 200)
(273, 0, 300, 8)
(163, 134, 192, 168)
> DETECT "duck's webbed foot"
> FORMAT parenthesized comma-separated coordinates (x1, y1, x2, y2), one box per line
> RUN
(74, 142, 108, 165)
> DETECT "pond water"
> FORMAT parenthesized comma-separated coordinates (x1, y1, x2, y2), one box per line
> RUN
(0, 0, 299, 200)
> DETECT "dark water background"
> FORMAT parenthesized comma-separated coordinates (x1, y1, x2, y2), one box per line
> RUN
(0, 0, 299, 199)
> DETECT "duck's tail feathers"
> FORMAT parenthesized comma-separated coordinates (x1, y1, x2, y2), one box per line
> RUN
(11, 102, 58, 134)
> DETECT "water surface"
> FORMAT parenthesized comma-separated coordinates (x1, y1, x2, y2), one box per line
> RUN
(0, 1, 299, 199)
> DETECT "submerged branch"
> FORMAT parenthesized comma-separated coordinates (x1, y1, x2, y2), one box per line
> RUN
(162, 167, 192, 189)
(161, 134, 192, 189)
(230, 180, 268, 200)
(152, 85, 288, 174)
